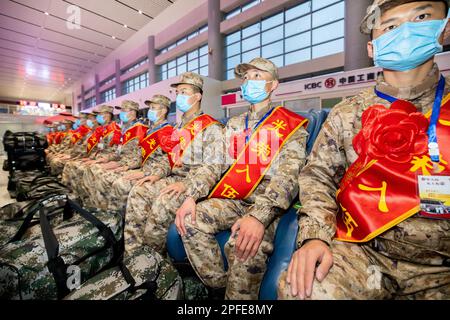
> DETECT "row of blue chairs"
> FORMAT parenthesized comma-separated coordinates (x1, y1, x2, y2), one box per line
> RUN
(166, 109, 330, 299)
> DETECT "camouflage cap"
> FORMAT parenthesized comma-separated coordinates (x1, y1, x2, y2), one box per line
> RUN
(62, 118, 74, 124)
(361, 0, 449, 34)
(235, 57, 279, 80)
(96, 105, 114, 114)
(144, 94, 171, 109)
(118, 100, 140, 112)
(170, 72, 204, 91)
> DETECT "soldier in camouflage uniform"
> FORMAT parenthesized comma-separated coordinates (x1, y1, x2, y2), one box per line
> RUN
(106, 95, 173, 212)
(125, 72, 225, 254)
(278, 0, 450, 300)
(62, 105, 119, 204)
(46, 119, 74, 173)
(176, 58, 308, 300)
(83, 101, 147, 210)
(49, 112, 96, 177)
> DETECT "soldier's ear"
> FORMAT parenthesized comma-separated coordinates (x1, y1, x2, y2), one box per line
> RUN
(367, 41, 374, 59)
(270, 80, 279, 93)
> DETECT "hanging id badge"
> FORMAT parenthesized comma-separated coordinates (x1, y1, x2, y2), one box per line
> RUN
(97, 138, 105, 150)
(417, 76, 450, 219)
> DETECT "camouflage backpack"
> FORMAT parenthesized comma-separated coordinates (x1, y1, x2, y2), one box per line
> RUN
(0, 200, 123, 300)
(0, 194, 69, 247)
(64, 245, 182, 300)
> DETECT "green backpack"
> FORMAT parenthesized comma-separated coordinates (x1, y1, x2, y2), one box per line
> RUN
(0, 199, 123, 300)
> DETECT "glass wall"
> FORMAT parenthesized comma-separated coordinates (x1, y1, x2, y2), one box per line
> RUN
(224, 0, 345, 80)
(84, 96, 96, 109)
(100, 87, 116, 103)
(122, 72, 149, 95)
(224, 0, 265, 20)
(159, 45, 208, 81)
(160, 25, 208, 54)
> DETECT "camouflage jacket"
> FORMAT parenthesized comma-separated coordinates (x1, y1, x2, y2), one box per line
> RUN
(52, 132, 73, 154)
(297, 64, 450, 247)
(70, 128, 96, 159)
(105, 120, 147, 170)
(141, 122, 172, 178)
(89, 122, 121, 160)
(175, 110, 225, 202)
(223, 104, 308, 227)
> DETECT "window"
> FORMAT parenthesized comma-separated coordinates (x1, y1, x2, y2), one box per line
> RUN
(122, 58, 149, 75)
(159, 25, 208, 55)
(84, 87, 95, 97)
(159, 44, 208, 81)
(85, 97, 96, 109)
(122, 72, 149, 95)
(100, 88, 116, 103)
(223, 0, 345, 80)
(100, 75, 116, 87)
(224, 0, 265, 20)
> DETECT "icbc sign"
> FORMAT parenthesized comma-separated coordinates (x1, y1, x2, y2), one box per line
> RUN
(305, 78, 337, 91)
(325, 78, 336, 89)
(304, 82, 322, 90)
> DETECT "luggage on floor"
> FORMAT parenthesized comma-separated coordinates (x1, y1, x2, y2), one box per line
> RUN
(0, 194, 69, 247)
(15, 177, 69, 202)
(64, 245, 182, 300)
(0, 199, 123, 300)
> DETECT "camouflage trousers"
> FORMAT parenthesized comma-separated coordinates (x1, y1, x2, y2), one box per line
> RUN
(48, 156, 67, 176)
(278, 217, 450, 300)
(182, 198, 277, 300)
(62, 159, 96, 203)
(83, 164, 138, 210)
(107, 173, 142, 212)
(125, 176, 183, 255)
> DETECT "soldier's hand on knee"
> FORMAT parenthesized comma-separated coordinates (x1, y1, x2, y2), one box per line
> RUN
(136, 175, 160, 186)
(287, 240, 333, 300)
(175, 197, 196, 236)
(160, 182, 187, 199)
(232, 216, 265, 262)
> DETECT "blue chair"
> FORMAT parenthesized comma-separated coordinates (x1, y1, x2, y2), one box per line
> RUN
(166, 109, 329, 299)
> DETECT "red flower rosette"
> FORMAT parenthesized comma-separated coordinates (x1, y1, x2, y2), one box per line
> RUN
(158, 126, 181, 153)
(353, 101, 429, 164)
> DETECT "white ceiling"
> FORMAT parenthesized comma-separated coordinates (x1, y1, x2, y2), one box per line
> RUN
(0, 0, 177, 104)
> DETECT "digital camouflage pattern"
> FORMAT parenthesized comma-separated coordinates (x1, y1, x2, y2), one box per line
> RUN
(278, 64, 450, 299)
(64, 246, 182, 300)
(182, 104, 308, 300)
(125, 110, 224, 255)
(0, 209, 123, 300)
(82, 120, 145, 209)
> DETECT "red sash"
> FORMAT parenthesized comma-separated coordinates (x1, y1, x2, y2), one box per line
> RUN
(71, 125, 91, 145)
(104, 122, 122, 147)
(140, 125, 173, 165)
(335, 94, 450, 243)
(47, 133, 55, 145)
(122, 123, 149, 146)
(167, 114, 219, 165)
(53, 132, 67, 144)
(86, 127, 104, 155)
(209, 107, 308, 200)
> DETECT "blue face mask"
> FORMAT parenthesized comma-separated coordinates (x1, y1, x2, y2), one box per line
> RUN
(120, 111, 130, 123)
(241, 80, 271, 105)
(373, 12, 449, 71)
(86, 120, 94, 128)
(176, 95, 193, 113)
(72, 123, 78, 130)
(147, 110, 158, 123)
(96, 114, 106, 125)
(60, 125, 66, 131)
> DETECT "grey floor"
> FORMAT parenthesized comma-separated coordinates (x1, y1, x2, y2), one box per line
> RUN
(0, 156, 15, 208)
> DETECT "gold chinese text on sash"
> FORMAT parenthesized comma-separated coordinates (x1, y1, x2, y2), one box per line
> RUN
(140, 124, 172, 165)
(71, 125, 91, 145)
(168, 114, 219, 165)
(122, 123, 149, 146)
(335, 94, 450, 243)
(86, 126, 104, 155)
(209, 106, 308, 200)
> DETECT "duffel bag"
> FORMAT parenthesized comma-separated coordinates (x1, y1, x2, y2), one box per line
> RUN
(0, 199, 123, 300)
(15, 178, 69, 202)
(64, 245, 182, 300)
(0, 194, 69, 247)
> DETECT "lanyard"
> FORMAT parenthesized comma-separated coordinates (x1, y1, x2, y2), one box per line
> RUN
(375, 75, 446, 163)
(245, 107, 274, 143)
(149, 122, 169, 134)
